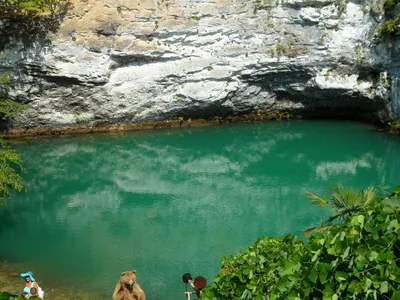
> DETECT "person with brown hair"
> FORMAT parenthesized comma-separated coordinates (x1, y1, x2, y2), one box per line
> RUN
(189, 276, 207, 297)
(30, 287, 40, 298)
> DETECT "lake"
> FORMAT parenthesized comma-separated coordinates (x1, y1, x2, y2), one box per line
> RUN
(1, 120, 399, 299)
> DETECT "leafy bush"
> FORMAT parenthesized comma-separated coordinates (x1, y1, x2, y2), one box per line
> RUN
(202, 188, 400, 299)
(201, 235, 307, 300)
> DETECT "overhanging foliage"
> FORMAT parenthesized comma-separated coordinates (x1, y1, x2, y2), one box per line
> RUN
(0, 0, 73, 49)
(0, 72, 26, 204)
(0, 138, 25, 204)
(202, 188, 400, 299)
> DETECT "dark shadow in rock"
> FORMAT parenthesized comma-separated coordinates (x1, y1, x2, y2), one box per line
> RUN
(0, 1, 74, 51)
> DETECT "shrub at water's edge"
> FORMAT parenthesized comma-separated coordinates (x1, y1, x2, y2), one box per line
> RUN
(201, 187, 400, 300)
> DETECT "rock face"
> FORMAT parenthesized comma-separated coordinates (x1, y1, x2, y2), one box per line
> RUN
(0, 0, 397, 129)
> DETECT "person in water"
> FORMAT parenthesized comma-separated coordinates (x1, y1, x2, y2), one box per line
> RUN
(21, 272, 40, 297)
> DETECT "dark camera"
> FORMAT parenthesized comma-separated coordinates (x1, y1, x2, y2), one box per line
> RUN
(182, 273, 193, 283)
(182, 273, 207, 299)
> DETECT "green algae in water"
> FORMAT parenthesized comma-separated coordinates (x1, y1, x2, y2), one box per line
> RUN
(1, 120, 400, 299)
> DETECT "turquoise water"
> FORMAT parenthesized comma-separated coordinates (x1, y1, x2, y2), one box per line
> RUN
(1, 120, 400, 299)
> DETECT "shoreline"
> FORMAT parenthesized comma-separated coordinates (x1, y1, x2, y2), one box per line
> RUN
(1, 112, 296, 140)
(0, 261, 105, 300)
(1, 111, 391, 140)
(0, 261, 22, 296)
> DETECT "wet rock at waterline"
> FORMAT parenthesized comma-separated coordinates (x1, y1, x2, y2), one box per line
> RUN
(0, 0, 397, 130)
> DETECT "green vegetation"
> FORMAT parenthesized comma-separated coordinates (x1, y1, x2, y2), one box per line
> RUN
(325, 71, 331, 81)
(0, 1, 71, 203)
(361, 4, 369, 15)
(207, 66, 214, 71)
(153, 20, 160, 31)
(0, 0, 73, 48)
(201, 185, 400, 300)
(269, 42, 307, 59)
(377, 0, 400, 38)
(334, 0, 349, 18)
(0, 292, 40, 300)
(267, 49, 275, 57)
(0, 138, 25, 205)
(177, 116, 184, 126)
(355, 44, 365, 66)
(318, 31, 328, 45)
(378, 16, 400, 38)
(387, 118, 400, 133)
(254, 0, 274, 16)
(0, 74, 27, 205)
(1, 0, 57, 14)
(275, 43, 285, 56)
(263, 22, 276, 31)
(303, 183, 383, 235)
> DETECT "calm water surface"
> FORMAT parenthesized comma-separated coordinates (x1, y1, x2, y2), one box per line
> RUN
(1, 121, 400, 299)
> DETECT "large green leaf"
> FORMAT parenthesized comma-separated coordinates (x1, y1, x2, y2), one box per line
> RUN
(202, 186, 400, 300)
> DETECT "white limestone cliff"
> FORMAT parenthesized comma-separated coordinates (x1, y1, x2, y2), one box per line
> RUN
(0, 0, 397, 129)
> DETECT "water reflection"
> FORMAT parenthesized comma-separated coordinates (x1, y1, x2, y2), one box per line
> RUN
(1, 121, 399, 299)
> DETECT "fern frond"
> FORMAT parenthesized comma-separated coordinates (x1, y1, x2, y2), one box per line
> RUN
(305, 191, 328, 207)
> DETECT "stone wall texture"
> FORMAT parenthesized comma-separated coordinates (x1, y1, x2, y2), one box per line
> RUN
(1, 0, 399, 129)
